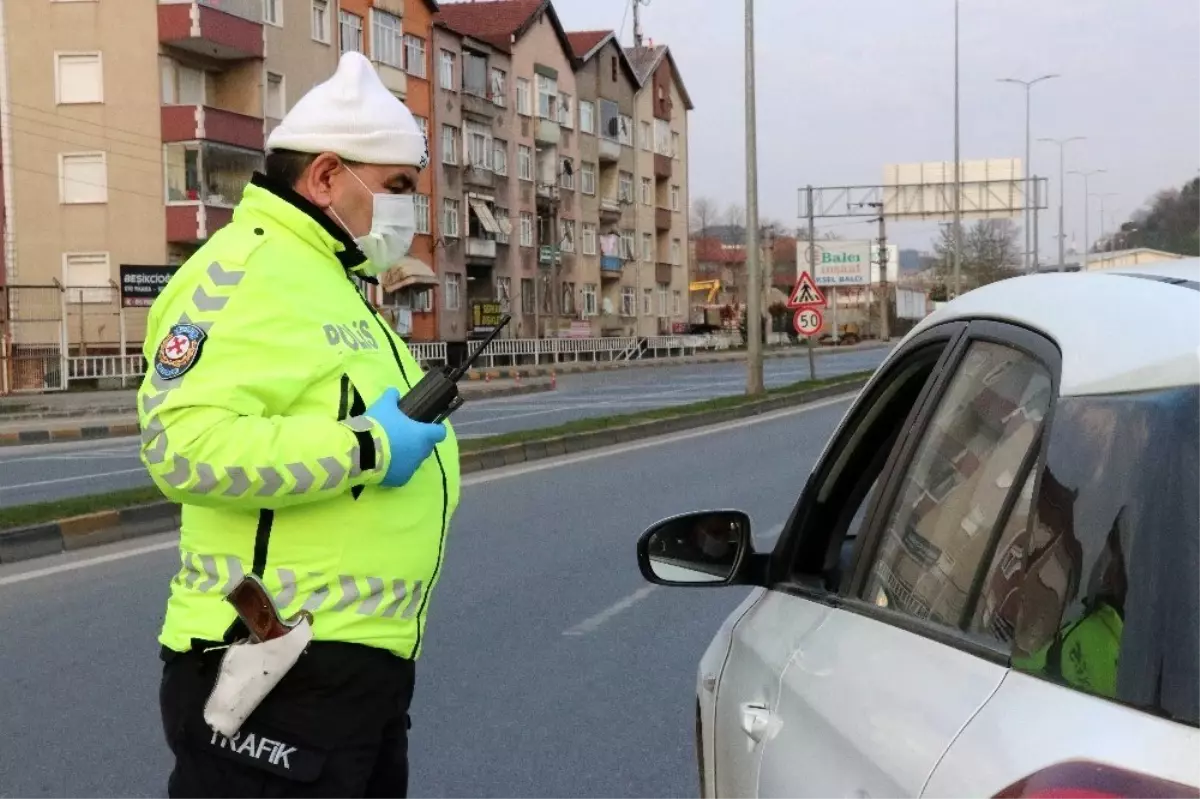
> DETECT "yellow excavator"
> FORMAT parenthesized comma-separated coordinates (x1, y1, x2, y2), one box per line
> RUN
(688, 279, 725, 330)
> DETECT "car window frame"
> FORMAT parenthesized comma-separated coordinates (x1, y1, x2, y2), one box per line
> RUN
(840, 318, 1064, 663)
(766, 320, 969, 596)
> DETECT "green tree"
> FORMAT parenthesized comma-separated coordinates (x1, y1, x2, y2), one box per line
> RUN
(1111, 177, 1199, 255)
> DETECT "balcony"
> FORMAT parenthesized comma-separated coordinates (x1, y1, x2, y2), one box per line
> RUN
(656, 262, 674, 284)
(599, 198, 622, 223)
(164, 140, 262, 243)
(463, 164, 495, 189)
(158, 0, 264, 61)
(597, 137, 621, 164)
(653, 153, 672, 180)
(535, 117, 560, 146)
(461, 91, 497, 121)
(655, 207, 672, 231)
(161, 105, 264, 150)
(466, 237, 497, 260)
(600, 255, 623, 277)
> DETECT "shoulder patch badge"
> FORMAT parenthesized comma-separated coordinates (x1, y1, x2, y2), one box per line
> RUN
(155, 322, 207, 381)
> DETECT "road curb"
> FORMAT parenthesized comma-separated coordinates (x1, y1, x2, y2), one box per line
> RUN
(462, 342, 888, 381)
(0, 377, 868, 567)
(0, 382, 555, 448)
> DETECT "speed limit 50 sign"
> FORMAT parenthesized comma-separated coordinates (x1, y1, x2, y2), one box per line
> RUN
(793, 307, 823, 337)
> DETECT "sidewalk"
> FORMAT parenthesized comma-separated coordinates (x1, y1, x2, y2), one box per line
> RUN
(0, 378, 553, 446)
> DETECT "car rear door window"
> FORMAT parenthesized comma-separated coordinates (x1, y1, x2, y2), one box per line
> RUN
(859, 340, 1053, 643)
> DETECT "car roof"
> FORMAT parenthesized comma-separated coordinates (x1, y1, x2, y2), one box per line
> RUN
(904, 257, 1200, 397)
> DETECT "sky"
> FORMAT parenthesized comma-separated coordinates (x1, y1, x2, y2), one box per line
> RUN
(550, 0, 1200, 257)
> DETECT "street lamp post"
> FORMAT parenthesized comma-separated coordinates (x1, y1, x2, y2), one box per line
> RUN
(743, 0, 764, 394)
(1068, 168, 1106, 270)
(951, 0, 962, 297)
(1038, 136, 1085, 269)
(1091, 192, 1118, 251)
(997, 73, 1059, 272)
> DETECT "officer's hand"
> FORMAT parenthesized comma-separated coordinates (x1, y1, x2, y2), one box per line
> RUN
(364, 388, 448, 488)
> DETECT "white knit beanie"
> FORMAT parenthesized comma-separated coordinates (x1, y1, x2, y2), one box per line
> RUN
(267, 52, 429, 168)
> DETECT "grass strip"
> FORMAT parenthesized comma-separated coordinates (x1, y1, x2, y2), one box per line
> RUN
(0, 370, 872, 531)
(459, 370, 874, 452)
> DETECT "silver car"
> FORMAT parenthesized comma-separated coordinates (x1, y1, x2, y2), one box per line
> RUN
(637, 260, 1200, 797)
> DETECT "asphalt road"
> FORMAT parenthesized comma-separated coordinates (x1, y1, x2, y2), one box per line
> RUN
(0, 349, 887, 507)
(0, 392, 857, 798)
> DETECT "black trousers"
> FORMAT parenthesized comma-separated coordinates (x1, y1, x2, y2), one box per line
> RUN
(159, 640, 416, 798)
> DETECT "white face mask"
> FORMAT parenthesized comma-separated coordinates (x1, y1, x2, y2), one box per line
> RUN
(333, 167, 416, 277)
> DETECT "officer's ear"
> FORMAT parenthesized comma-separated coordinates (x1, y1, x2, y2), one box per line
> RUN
(303, 153, 345, 210)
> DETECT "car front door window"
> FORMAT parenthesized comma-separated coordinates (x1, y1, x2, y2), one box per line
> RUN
(858, 340, 1053, 645)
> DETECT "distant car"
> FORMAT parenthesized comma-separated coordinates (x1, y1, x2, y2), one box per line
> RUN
(636, 259, 1200, 798)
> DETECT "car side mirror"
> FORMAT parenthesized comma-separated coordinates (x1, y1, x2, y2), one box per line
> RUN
(636, 510, 755, 587)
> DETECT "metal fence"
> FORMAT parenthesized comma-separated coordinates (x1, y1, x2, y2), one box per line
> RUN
(2, 284, 68, 393)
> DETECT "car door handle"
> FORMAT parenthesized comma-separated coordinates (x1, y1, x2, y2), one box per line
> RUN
(739, 703, 771, 742)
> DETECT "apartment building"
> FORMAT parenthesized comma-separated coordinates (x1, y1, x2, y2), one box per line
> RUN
(626, 44, 692, 336)
(566, 30, 641, 337)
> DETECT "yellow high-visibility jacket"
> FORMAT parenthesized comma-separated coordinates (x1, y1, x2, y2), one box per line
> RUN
(138, 174, 460, 660)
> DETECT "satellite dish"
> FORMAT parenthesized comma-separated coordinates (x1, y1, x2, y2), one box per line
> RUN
(602, 297, 614, 314)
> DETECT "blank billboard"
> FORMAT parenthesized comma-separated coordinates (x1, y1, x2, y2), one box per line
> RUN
(881, 159, 1046, 221)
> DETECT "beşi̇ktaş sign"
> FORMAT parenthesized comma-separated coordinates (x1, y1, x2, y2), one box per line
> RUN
(119, 264, 180, 308)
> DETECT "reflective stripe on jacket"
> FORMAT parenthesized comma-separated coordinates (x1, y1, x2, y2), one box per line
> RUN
(139, 174, 461, 660)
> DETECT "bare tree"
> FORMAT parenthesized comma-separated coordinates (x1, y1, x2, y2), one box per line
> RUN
(933, 219, 1021, 288)
(723, 203, 747, 231)
(690, 197, 719, 236)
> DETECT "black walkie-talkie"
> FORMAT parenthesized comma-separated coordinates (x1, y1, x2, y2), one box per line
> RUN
(398, 314, 513, 423)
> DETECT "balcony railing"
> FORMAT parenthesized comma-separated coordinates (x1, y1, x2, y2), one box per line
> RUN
(598, 138, 621, 164)
(161, 105, 264, 150)
(600, 255, 623, 275)
(655, 207, 672, 231)
(158, 0, 264, 61)
(466, 238, 497, 260)
(535, 118, 560, 146)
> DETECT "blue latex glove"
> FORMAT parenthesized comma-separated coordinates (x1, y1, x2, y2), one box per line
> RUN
(363, 388, 448, 488)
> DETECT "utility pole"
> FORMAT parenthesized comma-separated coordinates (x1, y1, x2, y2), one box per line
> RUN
(1092, 192, 1117, 252)
(632, 0, 649, 48)
(805, 185, 816, 381)
(1039, 136, 1085, 269)
(743, 0, 764, 394)
(951, 0, 962, 298)
(1069, 168, 1105, 271)
(997, 73, 1059, 271)
(877, 211, 889, 341)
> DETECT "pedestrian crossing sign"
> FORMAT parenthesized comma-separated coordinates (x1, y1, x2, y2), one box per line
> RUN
(788, 271, 826, 309)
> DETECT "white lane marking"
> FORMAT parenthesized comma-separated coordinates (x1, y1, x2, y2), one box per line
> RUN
(0, 467, 148, 492)
(0, 540, 178, 588)
(561, 521, 787, 637)
(562, 585, 659, 636)
(0, 394, 855, 586)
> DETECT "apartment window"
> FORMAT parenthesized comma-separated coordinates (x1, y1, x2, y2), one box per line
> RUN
(672, 290, 682, 316)
(672, 131, 681, 158)
(670, 184, 681, 212)
(536, 74, 557, 119)
(412, 289, 432, 312)
(442, 199, 460, 238)
(517, 145, 533, 181)
(444, 273, 462, 311)
(63, 252, 110, 304)
(371, 9, 403, 68)
(618, 114, 634, 146)
(339, 10, 363, 53)
(413, 115, 429, 140)
(640, 120, 651, 151)
(599, 99, 619, 140)
(311, 0, 331, 44)
(493, 139, 508, 176)
(55, 53, 103, 104)
(441, 125, 458, 165)
(263, 0, 281, 26)
(490, 68, 506, 106)
(561, 282, 576, 315)
(519, 212, 534, 247)
(265, 72, 285, 120)
(560, 159, 574, 191)
(621, 287, 636, 317)
(618, 172, 633, 204)
(439, 50, 455, 91)
(640, 177, 652, 207)
(580, 162, 595, 195)
(462, 51, 487, 97)
(582, 223, 597, 255)
(495, 276, 512, 312)
(671, 238, 682, 265)
(494, 207, 511, 244)
(579, 100, 595, 134)
(521, 278, 535, 311)
(658, 284, 669, 315)
(642, 288, 652, 316)
(655, 119, 671, 155)
(465, 121, 491, 169)
(516, 78, 532, 116)
(404, 35, 427, 78)
(59, 153, 107, 204)
(559, 219, 575, 253)
(619, 230, 636, 260)
(558, 93, 573, 129)
(642, 233, 654, 262)
(160, 59, 205, 105)
(414, 194, 431, 234)
(582, 283, 597, 316)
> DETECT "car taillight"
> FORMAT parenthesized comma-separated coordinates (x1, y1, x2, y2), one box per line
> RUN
(994, 760, 1200, 798)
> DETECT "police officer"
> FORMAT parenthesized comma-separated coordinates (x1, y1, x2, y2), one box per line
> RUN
(139, 52, 459, 798)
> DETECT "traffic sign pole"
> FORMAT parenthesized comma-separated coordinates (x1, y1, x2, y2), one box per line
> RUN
(805, 185, 817, 381)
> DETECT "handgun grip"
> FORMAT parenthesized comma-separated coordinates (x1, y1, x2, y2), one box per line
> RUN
(226, 576, 295, 643)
